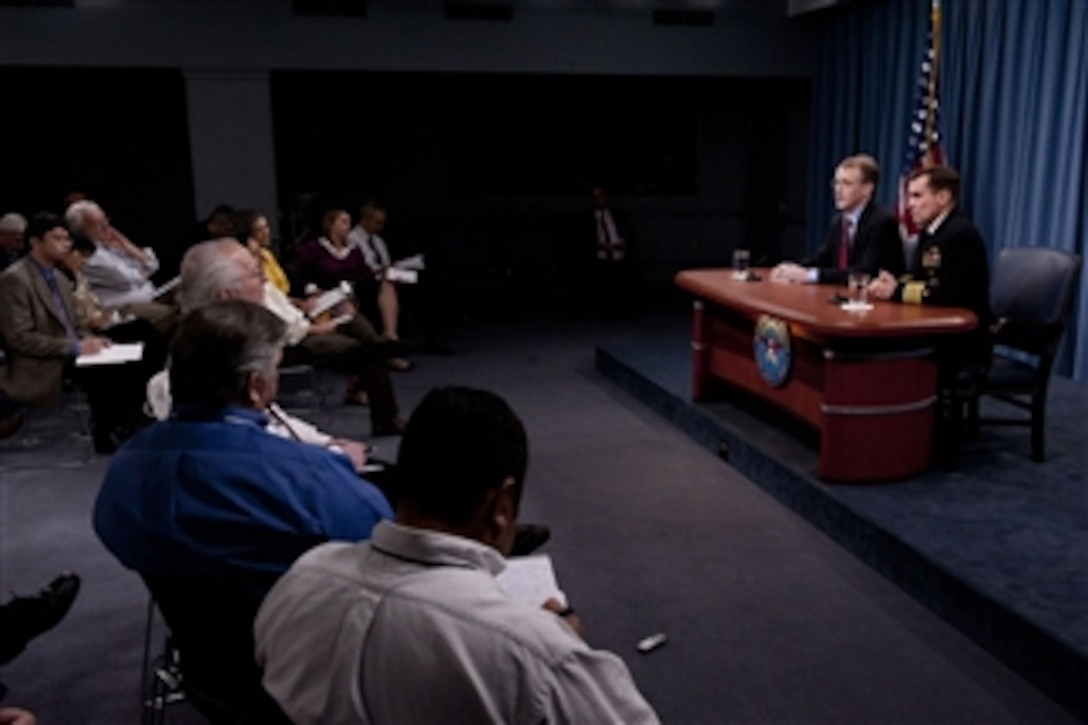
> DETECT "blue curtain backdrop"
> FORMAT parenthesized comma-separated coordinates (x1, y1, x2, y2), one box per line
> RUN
(805, 0, 1088, 381)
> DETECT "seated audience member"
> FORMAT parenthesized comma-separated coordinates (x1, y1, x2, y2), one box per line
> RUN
(59, 236, 170, 370)
(346, 201, 405, 343)
(772, 154, 904, 286)
(64, 201, 173, 330)
(0, 213, 26, 271)
(64, 200, 156, 307)
(95, 300, 390, 724)
(145, 240, 383, 464)
(168, 239, 406, 434)
(94, 299, 391, 599)
(294, 208, 412, 371)
(192, 204, 236, 246)
(234, 208, 289, 294)
(256, 386, 658, 724)
(0, 213, 148, 452)
(235, 209, 385, 404)
(350, 200, 455, 356)
(61, 191, 87, 210)
(293, 208, 370, 296)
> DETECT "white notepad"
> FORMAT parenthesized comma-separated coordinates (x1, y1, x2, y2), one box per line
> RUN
(76, 342, 144, 367)
(496, 554, 567, 608)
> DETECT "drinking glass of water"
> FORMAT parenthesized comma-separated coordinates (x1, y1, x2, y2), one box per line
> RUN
(848, 271, 871, 305)
(732, 249, 751, 280)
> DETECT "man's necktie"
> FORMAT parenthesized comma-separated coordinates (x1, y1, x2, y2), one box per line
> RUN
(838, 217, 852, 270)
(45, 272, 78, 343)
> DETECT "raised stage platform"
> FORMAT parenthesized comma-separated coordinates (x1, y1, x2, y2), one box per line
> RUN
(596, 321, 1088, 721)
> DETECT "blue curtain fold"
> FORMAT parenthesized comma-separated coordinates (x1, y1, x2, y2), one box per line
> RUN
(806, 0, 1088, 380)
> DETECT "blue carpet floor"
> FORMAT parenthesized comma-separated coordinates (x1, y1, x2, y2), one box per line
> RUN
(0, 315, 1078, 723)
(597, 321, 1088, 721)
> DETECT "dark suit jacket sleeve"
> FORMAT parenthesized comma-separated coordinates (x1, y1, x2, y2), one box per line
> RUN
(802, 218, 837, 274)
(852, 207, 904, 279)
(0, 269, 72, 359)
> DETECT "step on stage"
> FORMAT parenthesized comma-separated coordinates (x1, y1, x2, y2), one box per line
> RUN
(596, 325, 1087, 721)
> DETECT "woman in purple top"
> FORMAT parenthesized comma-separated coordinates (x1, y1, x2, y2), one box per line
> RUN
(293, 209, 411, 372)
(293, 210, 379, 308)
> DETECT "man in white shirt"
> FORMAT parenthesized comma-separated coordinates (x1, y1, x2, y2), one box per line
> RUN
(590, 185, 641, 318)
(256, 385, 658, 724)
(64, 201, 157, 307)
(65, 200, 174, 331)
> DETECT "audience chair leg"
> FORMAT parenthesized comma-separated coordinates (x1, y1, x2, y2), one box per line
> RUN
(1031, 394, 1046, 462)
(966, 396, 980, 439)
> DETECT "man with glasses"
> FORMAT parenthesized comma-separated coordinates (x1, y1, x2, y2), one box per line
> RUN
(0, 213, 149, 451)
(771, 154, 904, 286)
(95, 299, 392, 723)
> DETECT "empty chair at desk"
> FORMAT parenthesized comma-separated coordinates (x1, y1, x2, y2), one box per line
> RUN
(974, 247, 1081, 462)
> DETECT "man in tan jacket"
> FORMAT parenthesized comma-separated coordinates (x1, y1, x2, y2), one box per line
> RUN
(0, 213, 146, 452)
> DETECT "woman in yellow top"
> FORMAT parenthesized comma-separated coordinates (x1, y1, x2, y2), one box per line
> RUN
(235, 209, 290, 294)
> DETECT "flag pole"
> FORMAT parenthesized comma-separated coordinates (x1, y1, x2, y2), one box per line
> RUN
(922, 0, 941, 167)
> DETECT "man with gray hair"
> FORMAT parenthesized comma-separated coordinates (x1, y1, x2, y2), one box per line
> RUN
(95, 299, 391, 597)
(65, 200, 173, 328)
(0, 212, 26, 271)
(93, 299, 392, 723)
(147, 239, 369, 465)
(158, 238, 405, 439)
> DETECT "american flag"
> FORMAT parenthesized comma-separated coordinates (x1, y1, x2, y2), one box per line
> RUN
(896, 0, 945, 245)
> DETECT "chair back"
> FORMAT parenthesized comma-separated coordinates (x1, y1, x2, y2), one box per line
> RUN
(989, 247, 1081, 357)
(140, 573, 290, 725)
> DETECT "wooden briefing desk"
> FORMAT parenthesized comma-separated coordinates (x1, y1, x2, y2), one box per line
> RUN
(675, 268, 978, 482)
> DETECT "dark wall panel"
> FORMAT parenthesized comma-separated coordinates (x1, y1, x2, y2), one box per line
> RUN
(0, 67, 194, 247)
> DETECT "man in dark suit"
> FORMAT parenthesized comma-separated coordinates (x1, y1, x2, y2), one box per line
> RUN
(589, 185, 640, 317)
(772, 154, 903, 286)
(869, 165, 990, 358)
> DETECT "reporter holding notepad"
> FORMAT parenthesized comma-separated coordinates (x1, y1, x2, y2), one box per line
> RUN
(0, 213, 152, 452)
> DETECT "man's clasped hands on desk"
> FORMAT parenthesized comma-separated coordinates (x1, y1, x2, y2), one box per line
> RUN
(769, 154, 990, 328)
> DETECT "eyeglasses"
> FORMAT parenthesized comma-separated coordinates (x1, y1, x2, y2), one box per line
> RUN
(43, 230, 72, 244)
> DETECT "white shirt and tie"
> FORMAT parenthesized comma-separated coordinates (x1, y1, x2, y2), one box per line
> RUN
(347, 226, 391, 272)
(595, 209, 626, 261)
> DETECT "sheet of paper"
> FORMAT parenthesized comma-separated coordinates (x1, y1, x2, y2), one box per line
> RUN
(496, 554, 567, 608)
(328, 312, 355, 327)
(307, 288, 348, 319)
(393, 254, 426, 271)
(385, 267, 418, 284)
(76, 342, 144, 367)
(840, 301, 874, 312)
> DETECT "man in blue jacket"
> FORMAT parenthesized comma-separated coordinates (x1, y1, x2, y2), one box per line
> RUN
(93, 299, 392, 601)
